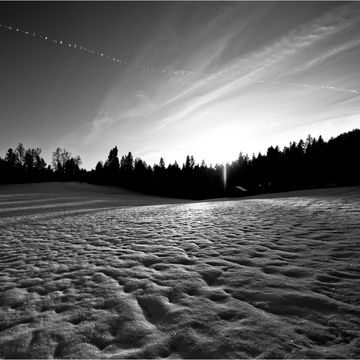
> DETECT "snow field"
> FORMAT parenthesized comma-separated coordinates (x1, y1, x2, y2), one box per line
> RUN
(0, 184, 359, 358)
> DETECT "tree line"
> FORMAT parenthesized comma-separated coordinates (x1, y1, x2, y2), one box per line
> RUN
(225, 129, 360, 195)
(1, 129, 359, 199)
(87, 149, 226, 199)
(0, 144, 85, 183)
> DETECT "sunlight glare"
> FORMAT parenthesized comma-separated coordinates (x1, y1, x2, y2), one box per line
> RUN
(192, 124, 249, 165)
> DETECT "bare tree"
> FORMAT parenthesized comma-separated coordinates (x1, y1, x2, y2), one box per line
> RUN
(52, 147, 71, 173)
(15, 143, 26, 166)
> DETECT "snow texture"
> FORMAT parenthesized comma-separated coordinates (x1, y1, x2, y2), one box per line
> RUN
(0, 183, 359, 358)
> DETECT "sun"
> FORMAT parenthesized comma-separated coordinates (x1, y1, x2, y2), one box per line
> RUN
(192, 124, 245, 166)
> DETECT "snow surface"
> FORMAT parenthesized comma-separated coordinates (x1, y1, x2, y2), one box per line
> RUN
(0, 183, 359, 358)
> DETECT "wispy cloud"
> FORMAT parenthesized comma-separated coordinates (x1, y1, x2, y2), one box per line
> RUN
(83, 2, 360, 167)
(152, 2, 360, 131)
(84, 113, 116, 145)
(278, 39, 360, 79)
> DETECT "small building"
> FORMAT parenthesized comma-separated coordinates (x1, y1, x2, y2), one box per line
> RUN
(226, 185, 248, 197)
(235, 185, 248, 192)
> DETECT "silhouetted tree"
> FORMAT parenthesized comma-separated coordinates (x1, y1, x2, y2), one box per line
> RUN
(63, 156, 81, 179)
(103, 146, 120, 184)
(95, 161, 103, 173)
(0, 144, 48, 183)
(133, 158, 151, 191)
(119, 152, 134, 187)
(120, 152, 134, 172)
(104, 147, 120, 171)
(15, 143, 26, 166)
(2, 129, 360, 198)
(51, 147, 81, 181)
(52, 147, 71, 174)
(5, 148, 17, 167)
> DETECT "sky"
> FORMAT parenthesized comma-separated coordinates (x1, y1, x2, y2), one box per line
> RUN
(0, 1, 359, 170)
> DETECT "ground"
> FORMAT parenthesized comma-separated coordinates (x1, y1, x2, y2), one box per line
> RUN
(0, 183, 359, 358)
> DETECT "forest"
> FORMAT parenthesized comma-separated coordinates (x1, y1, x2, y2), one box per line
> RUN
(1, 129, 359, 199)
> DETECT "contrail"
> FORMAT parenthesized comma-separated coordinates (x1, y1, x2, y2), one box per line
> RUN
(1, 22, 359, 96)
(256, 79, 359, 95)
(0, 23, 212, 78)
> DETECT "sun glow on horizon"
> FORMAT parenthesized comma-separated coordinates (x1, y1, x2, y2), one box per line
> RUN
(188, 124, 252, 166)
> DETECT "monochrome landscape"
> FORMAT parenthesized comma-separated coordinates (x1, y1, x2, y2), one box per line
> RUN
(1, 1, 360, 359)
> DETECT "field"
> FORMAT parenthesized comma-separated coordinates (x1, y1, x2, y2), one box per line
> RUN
(0, 183, 359, 358)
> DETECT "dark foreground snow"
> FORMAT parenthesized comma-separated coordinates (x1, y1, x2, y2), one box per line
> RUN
(0, 183, 359, 358)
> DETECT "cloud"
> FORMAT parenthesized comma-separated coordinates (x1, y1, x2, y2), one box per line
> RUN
(83, 114, 116, 145)
(82, 2, 360, 168)
(278, 39, 360, 80)
(152, 2, 360, 131)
